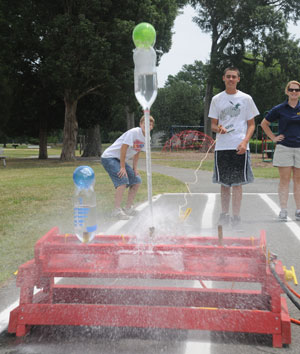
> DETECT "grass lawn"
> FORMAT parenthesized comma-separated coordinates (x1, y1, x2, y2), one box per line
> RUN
(0, 154, 185, 286)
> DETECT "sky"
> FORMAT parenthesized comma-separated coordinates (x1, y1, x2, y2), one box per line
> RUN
(157, 4, 300, 88)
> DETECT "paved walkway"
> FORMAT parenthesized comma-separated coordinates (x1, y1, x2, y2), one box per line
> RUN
(138, 159, 280, 194)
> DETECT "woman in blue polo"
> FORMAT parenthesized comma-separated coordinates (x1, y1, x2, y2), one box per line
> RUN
(261, 80, 300, 221)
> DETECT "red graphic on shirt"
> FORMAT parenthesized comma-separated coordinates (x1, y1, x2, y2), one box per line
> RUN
(133, 139, 144, 151)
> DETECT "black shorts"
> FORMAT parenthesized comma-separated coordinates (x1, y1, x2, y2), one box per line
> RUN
(213, 150, 254, 187)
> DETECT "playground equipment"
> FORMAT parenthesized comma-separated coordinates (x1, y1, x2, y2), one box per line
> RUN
(255, 114, 278, 162)
(8, 227, 292, 348)
(261, 123, 278, 162)
(162, 130, 215, 152)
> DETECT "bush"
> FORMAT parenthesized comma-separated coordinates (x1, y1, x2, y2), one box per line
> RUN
(28, 137, 39, 145)
(107, 131, 123, 143)
(250, 139, 276, 154)
(250, 140, 262, 153)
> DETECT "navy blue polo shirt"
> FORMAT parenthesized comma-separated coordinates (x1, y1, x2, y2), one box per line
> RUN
(265, 100, 300, 147)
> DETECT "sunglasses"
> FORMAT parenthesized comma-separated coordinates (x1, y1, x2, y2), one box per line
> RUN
(225, 75, 238, 79)
(288, 88, 300, 92)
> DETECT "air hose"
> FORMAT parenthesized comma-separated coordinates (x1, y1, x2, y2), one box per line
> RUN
(269, 262, 300, 319)
(285, 281, 300, 299)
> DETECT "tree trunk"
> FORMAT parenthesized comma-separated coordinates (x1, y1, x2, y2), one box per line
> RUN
(60, 93, 78, 161)
(126, 106, 135, 130)
(203, 81, 213, 137)
(38, 116, 48, 159)
(203, 26, 218, 138)
(82, 124, 102, 157)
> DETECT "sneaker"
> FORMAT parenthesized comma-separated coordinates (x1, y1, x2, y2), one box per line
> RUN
(295, 210, 300, 221)
(123, 206, 138, 216)
(278, 209, 288, 222)
(111, 208, 130, 220)
(217, 213, 230, 226)
(231, 215, 241, 228)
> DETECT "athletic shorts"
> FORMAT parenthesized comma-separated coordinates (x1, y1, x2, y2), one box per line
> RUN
(101, 157, 142, 188)
(213, 150, 254, 187)
(273, 144, 300, 168)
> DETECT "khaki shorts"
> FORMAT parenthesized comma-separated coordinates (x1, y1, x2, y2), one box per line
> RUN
(273, 144, 300, 168)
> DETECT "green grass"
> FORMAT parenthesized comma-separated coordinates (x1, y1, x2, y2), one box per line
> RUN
(151, 158, 214, 171)
(2, 147, 71, 158)
(0, 157, 185, 285)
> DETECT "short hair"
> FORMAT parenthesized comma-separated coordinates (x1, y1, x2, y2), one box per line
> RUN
(223, 67, 240, 77)
(285, 80, 300, 95)
(140, 115, 155, 125)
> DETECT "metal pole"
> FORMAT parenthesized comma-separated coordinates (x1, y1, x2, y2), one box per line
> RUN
(144, 109, 154, 230)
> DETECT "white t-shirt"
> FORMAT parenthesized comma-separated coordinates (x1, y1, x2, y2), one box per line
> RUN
(101, 127, 146, 161)
(209, 90, 259, 150)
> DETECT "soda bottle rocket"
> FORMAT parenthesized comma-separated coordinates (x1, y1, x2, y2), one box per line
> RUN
(73, 166, 98, 243)
(133, 47, 157, 231)
(133, 47, 158, 110)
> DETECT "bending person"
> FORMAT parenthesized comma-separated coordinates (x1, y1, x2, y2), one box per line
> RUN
(101, 115, 154, 220)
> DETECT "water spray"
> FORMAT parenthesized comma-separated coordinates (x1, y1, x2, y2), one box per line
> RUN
(178, 127, 235, 220)
(132, 23, 158, 237)
(178, 136, 216, 218)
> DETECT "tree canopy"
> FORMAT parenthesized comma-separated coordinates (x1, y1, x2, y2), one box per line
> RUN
(151, 61, 207, 133)
(1, 0, 188, 159)
(190, 0, 300, 135)
(2, 0, 300, 150)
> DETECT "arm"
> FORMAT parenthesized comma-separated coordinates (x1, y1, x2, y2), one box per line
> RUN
(211, 118, 227, 134)
(132, 152, 140, 176)
(118, 144, 129, 178)
(261, 118, 284, 143)
(236, 118, 255, 155)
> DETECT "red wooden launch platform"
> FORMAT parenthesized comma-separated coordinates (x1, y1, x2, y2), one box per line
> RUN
(8, 227, 291, 347)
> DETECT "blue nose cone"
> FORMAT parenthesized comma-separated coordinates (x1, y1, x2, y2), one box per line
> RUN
(73, 166, 95, 189)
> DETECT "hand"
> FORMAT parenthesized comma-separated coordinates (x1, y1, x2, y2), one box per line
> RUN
(236, 141, 247, 155)
(218, 125, 227, 134)
(118, 167, 127, 178)
(133, 168, 139, 176)
(273, 134, 285, 142)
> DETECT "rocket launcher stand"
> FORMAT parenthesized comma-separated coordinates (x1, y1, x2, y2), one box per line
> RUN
(8, 227, 291, 347)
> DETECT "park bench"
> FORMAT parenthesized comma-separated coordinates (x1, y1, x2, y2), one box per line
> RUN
(0, 147, 6, 167)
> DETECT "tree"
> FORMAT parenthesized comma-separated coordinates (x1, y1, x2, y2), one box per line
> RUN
(4, 0, 188, 160)
(82, 0, 189, 157)
(0, 1, 17, 145)
(76, 92, 114, 157)
(151, 60, 207, 134)
(189, 0, 300, 136)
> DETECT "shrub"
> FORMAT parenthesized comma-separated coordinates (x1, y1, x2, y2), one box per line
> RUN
(108, 131, 123, 143)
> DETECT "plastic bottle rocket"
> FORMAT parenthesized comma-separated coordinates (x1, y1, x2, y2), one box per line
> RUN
(73, 166, 97, 243)
(133, 23, 158, 110)
(133, 46, 157, 110)
(132, 23, 157, 235)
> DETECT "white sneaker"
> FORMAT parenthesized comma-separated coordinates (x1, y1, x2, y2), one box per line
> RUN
(123, 206, 138, 216)
(111, 208, 130, 220)
(278, 209, 288, 222)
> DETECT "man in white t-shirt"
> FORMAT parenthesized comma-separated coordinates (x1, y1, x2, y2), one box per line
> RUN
(209, 67, 259, 228)
(101, 115, 154, 219)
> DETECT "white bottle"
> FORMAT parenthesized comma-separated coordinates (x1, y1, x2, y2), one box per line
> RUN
(73, 166, 97, 243)
(133, 47, 158, 110)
